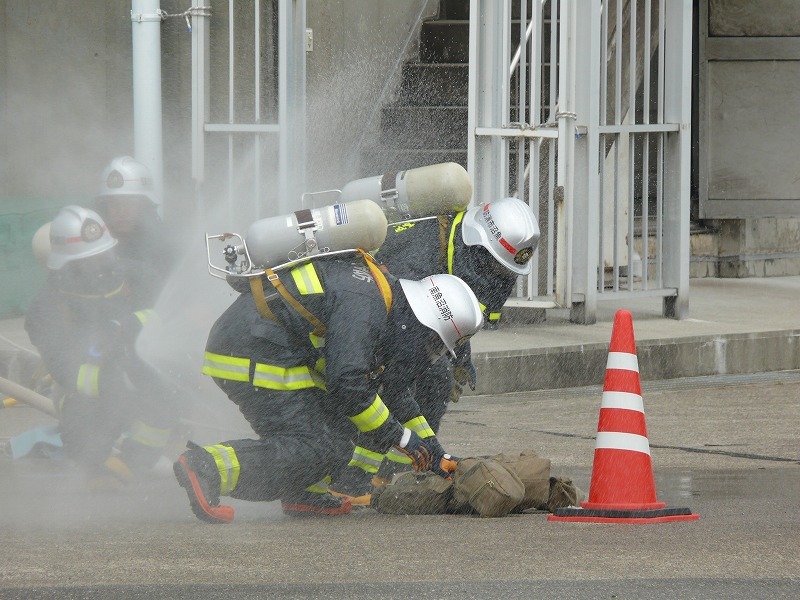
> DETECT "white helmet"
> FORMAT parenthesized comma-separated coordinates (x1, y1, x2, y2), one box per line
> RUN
(461, 197, 540, 275)
(399, 274, 484, 358)
(96, 156, 158, 205)
(47, 205, 117, 270)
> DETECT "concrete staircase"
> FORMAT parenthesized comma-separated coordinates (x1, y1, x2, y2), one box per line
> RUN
(362, 0, 722, 278)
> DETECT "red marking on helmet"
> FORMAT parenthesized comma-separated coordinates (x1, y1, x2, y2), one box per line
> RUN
(450, 318, 463, 339)
(483, 203, 490, 211)
(499, 237, 517, 254)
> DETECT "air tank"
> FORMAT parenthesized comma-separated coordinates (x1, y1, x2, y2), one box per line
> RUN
(244, 199, 388, 270)
(339, 162, 473, 219)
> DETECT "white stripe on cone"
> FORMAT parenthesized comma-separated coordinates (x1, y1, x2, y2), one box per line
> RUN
(595, 431, 651, 455)
(606, 351, 639, 372)
(600, 390, 644, 413)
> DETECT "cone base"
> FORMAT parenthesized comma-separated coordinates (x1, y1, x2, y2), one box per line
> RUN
(548, 505, 699, 524)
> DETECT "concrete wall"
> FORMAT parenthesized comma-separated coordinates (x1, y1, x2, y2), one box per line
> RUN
(0, 0, 436, 223)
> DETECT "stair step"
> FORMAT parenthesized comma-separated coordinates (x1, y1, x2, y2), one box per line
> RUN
(398, 63, 469, 106)
(380, 106, 468, 149)
(420, 21, 524, 64)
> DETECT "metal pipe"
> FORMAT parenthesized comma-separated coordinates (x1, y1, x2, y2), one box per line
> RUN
(131, 0, 164, 212)
(0, 375, 56, 418)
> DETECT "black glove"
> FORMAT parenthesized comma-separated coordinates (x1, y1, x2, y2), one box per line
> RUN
(394, 430, 453, 478)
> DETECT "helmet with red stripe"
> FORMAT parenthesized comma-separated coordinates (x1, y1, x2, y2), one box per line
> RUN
(46, 205, 117, 270)
(461, 197, 540, 275)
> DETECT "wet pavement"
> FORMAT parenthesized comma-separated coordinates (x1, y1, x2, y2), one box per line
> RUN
(1, 372, 798, 599)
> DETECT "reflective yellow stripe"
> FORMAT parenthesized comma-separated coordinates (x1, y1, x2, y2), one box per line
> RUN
(305, 475, 331, 494)
(291, 263, 324, 295)
(77, 363, 100, 397)
(128, 419, 171, 448)
(348, 446, 385, 473)
(309, 333, 325, 348)
(447, 211, 465, 274)
(385, 446, 413, 464)
(403, 416, 434, 439)
(202, 352, 250, 382)
(314, 358, 326, 375)
(133, 308, 159, 326)
(253, 363, 327, 391)
(488, 311, 501, 322)
(349, 394, 389, 433)
(205, 443, 240, 496)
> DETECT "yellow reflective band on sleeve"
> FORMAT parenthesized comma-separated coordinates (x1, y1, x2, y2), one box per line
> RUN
(447, 211, 466, 275)
(253, 363, 327, 391)
(488, 311, 501, 322)
(133, 308, 159, 326)
(128, 419, 171, 449)
(77, 363, 100, 397)
(348, 446, 385, 473)
(205, 443, 240, 496)
(403, 416, 434, 439)
(291, 262, 324, 295)
(349, 394, 389, 433)
(202, 352, 251, 382)
(385, 446, 413, 465)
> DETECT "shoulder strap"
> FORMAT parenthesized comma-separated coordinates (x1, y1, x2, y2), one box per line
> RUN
(436, 215, 450, 273)
(265, 267, 327, 337)
(249, 251, 391, 336)
(356, 249, 392, 314)
(446, 212, 465, 275)
(249, 277, 280, 322)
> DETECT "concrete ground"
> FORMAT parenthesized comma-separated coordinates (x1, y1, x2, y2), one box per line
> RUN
(0, 275, 798, 598)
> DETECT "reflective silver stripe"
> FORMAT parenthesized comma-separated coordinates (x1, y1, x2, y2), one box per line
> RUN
(77, 363, 100, 397)
(385, 447, 413, 464)
(600, 390, 644, 413)
(202, 353, 250, 381)
(595, 431, 651, 455)
(252, 363, 325, 390)
(206, 444, 240, 495)
(128, 419, 171, 448)
(348, 446, 384, 473)
(606, 351, 639, 372)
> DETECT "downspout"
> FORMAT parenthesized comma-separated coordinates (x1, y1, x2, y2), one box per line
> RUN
(131, 0, 164, 214)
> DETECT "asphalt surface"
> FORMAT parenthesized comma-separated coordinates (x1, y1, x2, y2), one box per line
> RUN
(1, 372, 798, 599)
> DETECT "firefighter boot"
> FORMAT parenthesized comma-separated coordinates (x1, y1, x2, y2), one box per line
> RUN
(281, 491, 352, 517)
(173, 442, 234, 524)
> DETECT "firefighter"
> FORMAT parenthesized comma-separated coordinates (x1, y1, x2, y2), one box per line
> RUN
(94, 156, 173, 277)
(374, 197, 540, 439)
(24, 205, 180, 487)
(172, 251, 484, 523)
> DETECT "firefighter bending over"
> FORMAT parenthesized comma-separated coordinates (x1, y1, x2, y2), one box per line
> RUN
(375, 197, 540, 435)
(173, 251, 483, 522)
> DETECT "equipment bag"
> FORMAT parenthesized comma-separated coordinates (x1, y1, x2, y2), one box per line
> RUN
(451, 457, 526, 518)
(370, 471, 453, 515)
(491, 451, 552, 512)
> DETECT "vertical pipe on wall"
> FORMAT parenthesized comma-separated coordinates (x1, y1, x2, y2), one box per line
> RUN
(131, 0, 164, 212)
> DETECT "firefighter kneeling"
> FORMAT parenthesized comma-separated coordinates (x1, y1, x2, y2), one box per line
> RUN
(173, 249, 483, 522)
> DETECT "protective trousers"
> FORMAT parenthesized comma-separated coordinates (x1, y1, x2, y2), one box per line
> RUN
(209, 378, 354, 502)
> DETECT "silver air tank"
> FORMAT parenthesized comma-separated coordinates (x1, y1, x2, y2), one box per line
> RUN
(244, 199, 388, 270)
(339, 162, 473, 219)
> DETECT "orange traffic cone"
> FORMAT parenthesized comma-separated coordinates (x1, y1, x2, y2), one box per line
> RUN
(549, 309, 698, 523)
